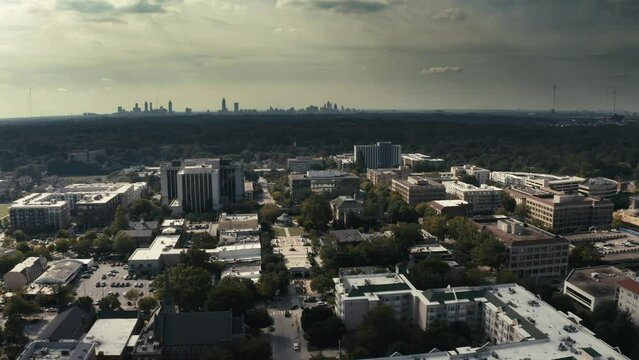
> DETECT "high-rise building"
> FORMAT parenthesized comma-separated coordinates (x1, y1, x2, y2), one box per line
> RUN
(10, 193, 71, 232)
(149, 102, 153, 112)
(234, 102, 239, 113)
(221, 98, 227, 112)
(168, 100, 173, 113)
(144, 102, 149, 112)
(353, 141, 402, 169)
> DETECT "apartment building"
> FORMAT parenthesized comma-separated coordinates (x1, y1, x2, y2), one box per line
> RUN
(58, 182, 147, 210)
(472, 216, 569, 280)
(289, 170, 360, 202)
(564, 265, 634, 311)
(579, 177, 619, 200)
(443, 181, 502, 215)
(489, 171, 530, 187)
(450, 165, 490, 184)
(391, 175, 446, 206)
(366, 168, 408, 187)
(508, 188, 613, 234)
(616, 278, 639, 325)
(10, 193, 71, 232)
(287, 156, 324, 172)
(354, 142, 402, 169)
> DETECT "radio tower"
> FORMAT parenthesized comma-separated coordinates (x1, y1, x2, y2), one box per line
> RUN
(552, 84, 557, 113)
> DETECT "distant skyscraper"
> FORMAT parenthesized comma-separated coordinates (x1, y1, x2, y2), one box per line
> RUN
(144, 102, 149, 112)
(150, 102, 153, 112)
(221, 98, 227, 112)
(234, 102, 239, 113)
(168, 100, 173, 113)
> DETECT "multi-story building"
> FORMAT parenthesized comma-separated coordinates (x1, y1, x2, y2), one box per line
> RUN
(330, 196, 365, 228)
(161, 159, 244, 214)
(331, 153, 355, 172)
(579, 177, 619, 200)
(489, 171, 530, 187)
(391, 176, 446, 206)
(508, 188, 613, 234)
(354, 142, 402, 169)
(287, 156, 324, 172)
(564, 265, 634, 311)
(450, 165, 490, 184)
(617, 278, 639, 325)
(443, 181, 502, 215)
(216, 213, 259, 231)
(472, 216, 569, 280)
(3, 256, 48, 291)
(57, 182, 147, 210)
(427, 199, 469, 217)
(17, 340, 96, 360)
(10, 193, 70, 232)
(366, 168, 409, 187)
(401, 153, 444, 170)
(526, 175, 584, 193)
(289, 170, 360, 202)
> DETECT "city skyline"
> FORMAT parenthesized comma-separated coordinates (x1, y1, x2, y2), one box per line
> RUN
(1, 0, 638, 118)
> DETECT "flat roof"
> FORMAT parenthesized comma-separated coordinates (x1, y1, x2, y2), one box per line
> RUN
(330, 229, 366, 243)
(566, 266, 634, 298)
(128, 235, 180, 262)
(11, 193, 67, 208)
(472, 217, 563, 246)
(34, 259, 84, 285)
(84, 318, 138, 356)
(9, 256, 44, 274)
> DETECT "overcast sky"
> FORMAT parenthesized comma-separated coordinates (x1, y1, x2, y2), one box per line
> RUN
(0, 0, 637, 118)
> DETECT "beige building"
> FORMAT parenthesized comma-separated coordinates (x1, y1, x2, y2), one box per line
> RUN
(10, 193, 71, 232)
(525, 175, 584, 193)
(216, 213, 259, 231)
(3, 256, 48, 291)
(366, 168, 408, 187)
(443, 181, 502, 215)
(617, 278, 639, 325)
(450, 165, 490, 184)
(391, 176, 446, 206)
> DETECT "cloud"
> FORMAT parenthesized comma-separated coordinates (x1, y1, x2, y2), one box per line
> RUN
(57, 88, 68, 92)
(123, 0, 165, 14)
(56, 0, 168, 15)
(432, 7, 465, 21)
(422, 67, 463, 75)
(57, 0, 115, 14)
(276, 0, 394, 14)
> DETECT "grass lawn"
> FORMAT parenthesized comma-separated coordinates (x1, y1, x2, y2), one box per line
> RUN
(287, 227, 305, 236)
(0, 203, 9, 219)
(274, 227, 287, 237)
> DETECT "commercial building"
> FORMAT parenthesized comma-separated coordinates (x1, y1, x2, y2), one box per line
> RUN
(84, 316, 140, 359)
(330, 196, 365, 228)
(354, 142, 402, 169)
(391, 175, 446, 206)
(526, 175, 585, 193)
(443, 181, 502, 215)
(160, 158, 244, 214)
(289, 170, 360, 202)
(472, 216, 569, 280)
(489, 171, 530, 187)
(216, 213, 259, 232)
(564, 265, 634, 311)
(579, 177, 619, 200)
(3, 256, 48, 291)
(58, 182, 147, 210)
(616, 278, 639, 325)
(401, 153, 444, 170)
(10, 193, 70, 232)
(331, 153, 355, 172)
(287, 156, 324, 172)
(17, 340, 96, 360)
(32, 259, 86, 287)
(128, 235, 182, 275)
(329, 229, 367, 246)
(427, 199, 469, 217)
(509, 188, 614, 234)
(450, 165, 490, 185)
(366, 168, 408, 187)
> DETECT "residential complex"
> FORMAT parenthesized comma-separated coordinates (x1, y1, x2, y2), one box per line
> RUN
(442, 181, 502, 215)
(508, 187, 614, 234)
(564, 265, 634, 311)
(9, 193, 71, 232)
(354, 142, 402, 169)
(401, 153, 444, 170)
(450, 165, 490, 184)
(616, 278, 639, 325)
(391, 175, 446, 206)
(289, 170, 360, 202)
(287, 156, 324, 172)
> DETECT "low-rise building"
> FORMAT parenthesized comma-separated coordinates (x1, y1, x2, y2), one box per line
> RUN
(401, 153, 444, 170)
(330, 196, 364, 228)
(450, 165, 490, 184)
(84, 315, 140, 359)
(526, 175, 584, 193)
(366, 168, 408, 187)
(443, 181, 502, 215)
(3, 256, 48, 291)
(287, 156, 324, 172)
(579, 177, 619, 200)
(10, 193, 71, 232)
(329, 229, 367, 246)
(38, 305, 93, 341)
(216, 213, 259, 232)
(617, 278, 639, 325)
(391, 175, 446, 206)
(243, 181, 254, 200)
(564, 265, 635, 311)
(128, 235, 182, 275)
(427, 199, 469, 217)
(289, 171, 360, 202)
(17, 340, 96, 360)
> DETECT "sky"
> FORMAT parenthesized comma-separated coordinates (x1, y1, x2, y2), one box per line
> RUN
(0, 0, 638, 118)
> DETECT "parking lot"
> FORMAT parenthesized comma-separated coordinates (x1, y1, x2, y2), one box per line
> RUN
(72, 262, 154, 310)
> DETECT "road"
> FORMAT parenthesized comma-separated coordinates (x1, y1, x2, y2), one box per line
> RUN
(268, 284, 309, 360)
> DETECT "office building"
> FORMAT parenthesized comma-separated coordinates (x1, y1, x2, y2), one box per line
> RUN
(168, 100, 173, 113)
(450, 165, 490, 185)
(489, 171, 530, 187)
(3, 256, 48, 291)
(177, 163, 220, 214)
(10, 193, 71, 232)
(287, 156, 324, 172)
(331, 153, 355, 172)
(579, 177, 619, 200)
(17, 340, 96, 360)
(427, 199, 469, 217)
(526, 175, 585, 193)
(443, 181, 503, 215)
(616, 278, 639, 325)
(401, 153, 444, 170)
(233, 102, 239, 113)
(289, 170, 360, 202)
(508, 188, 614, 234)
(366, 167, 408, 187)
(391, 175, 446, 206)
(84, 316, 140, 359)
(221, 97, 227, 112)
(330, 195, 365, 228)
(128, 235, 182, 275)
(472, 216, 569, 280)
(216, 213, 259, 231)
(564, 265, 634, 311)
(354, 142, 402, 169)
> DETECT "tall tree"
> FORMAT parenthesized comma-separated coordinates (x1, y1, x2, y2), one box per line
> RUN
(111, 205, 128, 232)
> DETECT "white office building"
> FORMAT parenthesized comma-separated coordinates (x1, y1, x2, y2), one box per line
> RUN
(450, 165, 490, 184)
(354, 142, 402, 169)
(443, 181, 503, 215)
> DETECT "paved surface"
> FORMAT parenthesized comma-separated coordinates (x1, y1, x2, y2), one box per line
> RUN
(72, 263, 153, 309)
(256, 178, 277, 205)
(268, 286, 308, 360)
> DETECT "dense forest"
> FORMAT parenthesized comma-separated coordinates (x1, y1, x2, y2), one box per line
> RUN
(0, 113, 637, 179)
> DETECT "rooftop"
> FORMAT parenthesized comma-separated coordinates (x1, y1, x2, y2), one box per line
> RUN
(472, 216, 564, 246)
(17, 340, 95, 360)
(329, 229, 366, 244)
(336, 271, 411, 298)
(11, 193, 67, 208)
(617, 278, 639, 295)
(128, 235, 181, 262)
(84, 318, 138, 357)
(9, 256, 45, 274)
(429, 199, 469, 207)
(34, 259, 84, 285)
(566, 265, 635, 298)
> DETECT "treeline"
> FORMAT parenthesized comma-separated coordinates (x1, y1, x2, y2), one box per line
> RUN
(0, 114, 638, 179)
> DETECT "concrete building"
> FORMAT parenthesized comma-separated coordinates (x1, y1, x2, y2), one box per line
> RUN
(526, 175, 585, 193)
(450, 165, 490, 185)
(564, 265, 634, 311)
(366, 168, 408, 187)
(10, 193, 70, 232)
(579, 177, 619, 200)
(330, 196, 365, 228)
(472, 216, 569, 281)
(3, 256, 48, 291)
(442, 181, 502, 215)
(287, 156, 324, 172)
(401, 153, 444, 170)
(489, 171, 530, 187)
(75, 193, 120, 228)
(616, 278, 639, 325)
(331, 153, 355, 172)
(17, 340, 96, 360)
(509, 187, 614, 234)
(128, 235, 182, 275)
(354, 142, 402, 169)
(289, 170, 360, 202)
(216, 213, 259, 232)
(391, 175, 446, 206)
(33, 259, 86, 287)
(84, 316, 140, 359)
(58, 182, 147, 210)
(427, 199, 469, 217)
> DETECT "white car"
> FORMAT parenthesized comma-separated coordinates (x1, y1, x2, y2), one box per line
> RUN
(293, 343, 300, 351)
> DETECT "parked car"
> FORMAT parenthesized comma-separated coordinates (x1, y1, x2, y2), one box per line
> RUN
(293, 343, 300, 351)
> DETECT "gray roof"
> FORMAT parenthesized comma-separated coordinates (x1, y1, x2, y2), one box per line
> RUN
(330, 229, 366, 244)
(159, 311, 241, 346)
(38, 306, 93, 341)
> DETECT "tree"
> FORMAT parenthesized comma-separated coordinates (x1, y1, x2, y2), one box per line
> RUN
(298, 194, 332, 231)
(354, 150, 366, 174)
(390, 223, 422, 249)
(570, 243, 602, 267)
(3, 295, 39, 320)
(50, 285, 76, 309)
(155, 266, 213, 311)
(4, 318, 27, 345)
(15, 242, 30, 254)
(514, 204, 527, 220)
(353, 305, 407, 356)
(124, 289, 142, 305)
(206, 277, 256, 315)
(310, 275, 335, 294)
(471, 236, 508, 270)
(422, 215, 447, 239)
(0, 253, 25, 275)
(301, 306, 345, 348)
(93, 234, 113, 255)
(54, 239, 70, 253)
(13, 230, 27, 242)
(57, 229, 70, 238)
(180, 247, 212, 270)
(75, 296, 94, 313)
(238, 337, 273, 360)
(244, 308, 274, 329)
(137, 296, 158, 313)
(113, 232, 136, 257)
(201, 346, 235, 360)
(72, 237, 93, 258)
(111, 205, 128, 232)
(459, 174, 480, 187)
(98, 294, 121, 311)
(502, 194, 516, 213)
(258, 204, 281, 224)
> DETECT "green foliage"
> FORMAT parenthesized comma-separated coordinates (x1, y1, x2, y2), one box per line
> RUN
(155, 266, 213, 311)
(72, 237, 93, 258)
(0, 252, 25, 276)
(113, 231, 136, 257)
(75, 296, 94, 313)
(57, 229, 70, 238)
(301, 306, 345, 348)
(3, 295, 39, 319)
(237, 337, 273, 360)
(110, 205, 128, 232)
(310, 274, 335, 293)
(459, 174, 480, 186)
(13, 230, 27, 242)
(502, 194, 516, 213)
(513, 204, 527, 220)
(98, 294, 121, 311)
(137, 296, 158, 313)
(258, 204, 282, 224)
(570, 243, 602, 267)
(205, 277, 257, 315)
(298, 194, 332, 231)
(54, 239, 71, 253)
(389, 223, 422, 248)
(244, 308, 274, 329)
(93, 234, 113, 255)
(408, 259, 485, 290)
(320, 236, 405, 275)
(128, 198, 164, 221)
(352, 305, 407, 357)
